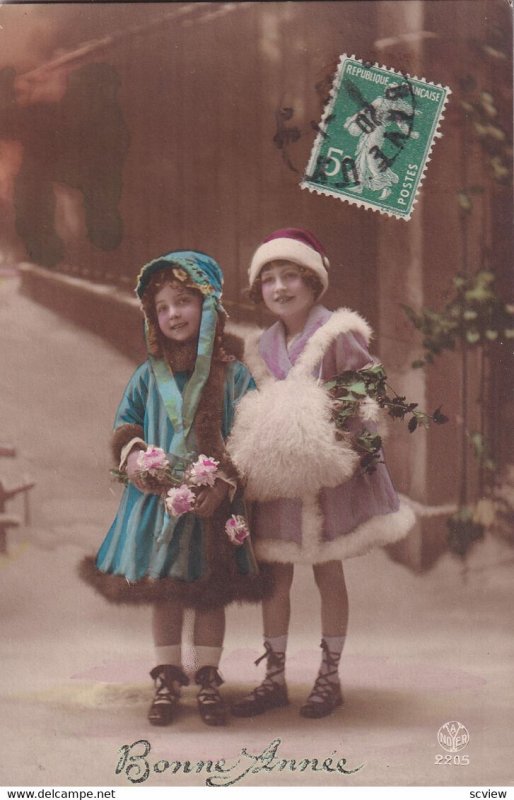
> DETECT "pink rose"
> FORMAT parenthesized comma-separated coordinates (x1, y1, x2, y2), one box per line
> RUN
(188, 454, 220, 487)
(137, 446, 169, 475)
(165, 484, 196, 517)
(225, 515, 250, 546)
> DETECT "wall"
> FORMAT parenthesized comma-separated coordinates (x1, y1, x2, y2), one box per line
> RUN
(2, 1, 512, 569)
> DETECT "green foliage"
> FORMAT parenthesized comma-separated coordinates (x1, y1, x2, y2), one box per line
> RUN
(110, 468, 129, 486)
(325, 365, 448, 474)
(402, 271, 512, 559)
(403, 270, 513, 368)
(402, 39, 513, 560)
(403, 270, 512, 555)
(354, 429, 384, 473)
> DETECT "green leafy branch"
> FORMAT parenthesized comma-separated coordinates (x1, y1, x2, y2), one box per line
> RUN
(325, 364, 448, 474)
(398, 37, 513, 559)
(403, 271, 513, 556)
(403, 269, 514, 368)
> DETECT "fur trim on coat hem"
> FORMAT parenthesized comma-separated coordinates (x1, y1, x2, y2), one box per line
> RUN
(78, 556, 273, 610)
(253, 502, 416, 564)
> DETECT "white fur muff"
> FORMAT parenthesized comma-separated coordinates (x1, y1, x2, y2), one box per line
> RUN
(228, 371, 358, 501)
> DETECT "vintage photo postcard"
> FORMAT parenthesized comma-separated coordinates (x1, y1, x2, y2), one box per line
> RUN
(0, 1, 513, 796)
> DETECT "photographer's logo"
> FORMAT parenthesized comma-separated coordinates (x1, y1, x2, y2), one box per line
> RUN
(437, 721, 470, 753)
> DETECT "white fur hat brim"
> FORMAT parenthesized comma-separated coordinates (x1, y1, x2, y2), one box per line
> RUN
(248, 238, 330, 295)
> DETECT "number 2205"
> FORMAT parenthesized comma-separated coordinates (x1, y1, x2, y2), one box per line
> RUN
(435, 754, 470, 765)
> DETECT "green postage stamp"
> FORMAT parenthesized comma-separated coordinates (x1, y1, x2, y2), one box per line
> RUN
(302, 54, 451, 220)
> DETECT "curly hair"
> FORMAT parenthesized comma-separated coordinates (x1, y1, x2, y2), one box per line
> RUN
(140, 264, 225, 358)
(140, 266, 200, 357)
(248, 262, 324, 305)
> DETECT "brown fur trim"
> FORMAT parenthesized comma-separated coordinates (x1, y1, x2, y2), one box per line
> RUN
(111, 424, 145, 464)
(163, 339, 197, 372)
(78, 556, 273, 610)
(218, 332, 245, 362)
(79, 492, 274, 609)
(193, 355, 238, 480)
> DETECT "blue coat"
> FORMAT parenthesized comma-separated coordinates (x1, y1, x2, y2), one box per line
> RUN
(80, 357, 269, 609)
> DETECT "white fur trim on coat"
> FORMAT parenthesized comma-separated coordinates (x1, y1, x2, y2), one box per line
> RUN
(228, 307, 376, 499)
(292, 307, 373, 376)
(230, 308, 414, 563)
(253, 498, 416, 564)
(241, 307, 373, 388)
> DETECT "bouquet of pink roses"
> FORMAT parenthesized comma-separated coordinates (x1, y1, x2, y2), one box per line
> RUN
(164, 453, 249, 546)
(164, 454, 219, 516)
(111, 445, 177, 493)
(136, 446, 176, 489)
(113, 446, 249, 546)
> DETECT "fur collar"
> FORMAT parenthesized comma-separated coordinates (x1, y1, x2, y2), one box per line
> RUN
(293, 307, 372, 376)
(238, 307, 373, 386)
(217, 331, 245, 362)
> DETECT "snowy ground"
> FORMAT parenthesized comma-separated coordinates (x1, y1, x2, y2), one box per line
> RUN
(1, 273, 513, 789)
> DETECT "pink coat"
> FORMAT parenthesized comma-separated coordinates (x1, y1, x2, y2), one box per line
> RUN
(232, 304, 415, 564)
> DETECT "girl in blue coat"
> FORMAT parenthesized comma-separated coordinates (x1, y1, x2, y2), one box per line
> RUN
(81, 251, 266, 727)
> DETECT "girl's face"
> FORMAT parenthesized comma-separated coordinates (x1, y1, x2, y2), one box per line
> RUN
(154, 282, 203, 343)
(260, 261, 316, 321)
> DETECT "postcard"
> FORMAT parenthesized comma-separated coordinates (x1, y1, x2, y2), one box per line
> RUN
(0, 1, 512, 796)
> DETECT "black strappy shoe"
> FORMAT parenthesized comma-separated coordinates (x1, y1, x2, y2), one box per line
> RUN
(231, 642, 289, 717)
(299, 640, 344, 719)
(195, 666, 227, 726)
(148, 664, 189, 726)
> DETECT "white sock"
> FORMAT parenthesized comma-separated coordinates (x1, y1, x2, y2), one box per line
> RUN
(192, 645, 223, 672)
(265, 633, 288, 652)
(154, 644, 182, 667)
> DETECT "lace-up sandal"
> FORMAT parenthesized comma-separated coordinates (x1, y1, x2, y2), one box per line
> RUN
(148, 664, 189, 726)
(231, 642, 289, 717)
(299, 640, 344, 719)
(299, 673, 343, 718)
(195, 666, 227, 726)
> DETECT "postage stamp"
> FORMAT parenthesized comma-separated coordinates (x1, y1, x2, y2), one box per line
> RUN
(301, 54, 451, 220)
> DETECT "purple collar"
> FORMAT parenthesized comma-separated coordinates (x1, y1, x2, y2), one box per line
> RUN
(259, 304, 332, 379)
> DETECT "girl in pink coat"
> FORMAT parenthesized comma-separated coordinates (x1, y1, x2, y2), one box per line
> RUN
(229, 228, 415, 718)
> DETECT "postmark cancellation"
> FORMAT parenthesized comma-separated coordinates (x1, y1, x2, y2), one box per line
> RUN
(301, 54, 451, 220)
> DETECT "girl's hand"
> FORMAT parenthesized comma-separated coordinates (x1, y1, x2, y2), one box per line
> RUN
(126, 449, 145, 490)
(194, 479, 229, 517)
(126, 449, 162, 494)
